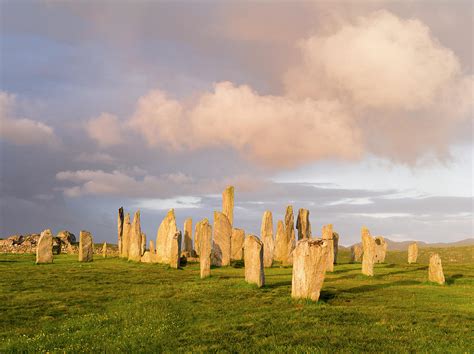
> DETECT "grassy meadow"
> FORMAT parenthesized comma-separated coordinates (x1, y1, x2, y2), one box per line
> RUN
(1, 247, 473, 352)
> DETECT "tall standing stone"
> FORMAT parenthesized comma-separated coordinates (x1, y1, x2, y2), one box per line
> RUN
(351, 244, 363, 262)
(128, 211, 142, 262)
(183, 218, 193, 254)
(428, 253, 445, 284)
(121, 213, 131, 258)
(169, 231, 182, 269)
(333, 232, 339, 264)
(361, 227, 376, 276)
(291, 239, 328, 301)
(79, 230, 93, 262)
(140, 233, 146, 256)
(274, 220, 289, 264)
(244, 235, 265, 287)
(149, 240, 155, 255)
(213, 211, 232, 266)
(296, 208, 311, 240)
(36, 229, 53, 264)
(261, 211, 274, 268)
(156, 209, 178, 264)
(197, 218, 212, 278)
(285, 205, 295, 264)
(408, 242, 418, 264)
(117, 207, 124, 257)
(222, 186, 234, 226)
(322, 224, 334, 272)
(231, 228, 245, 261)
(102, 242, 107, 258)
(374, 236, 387, 263)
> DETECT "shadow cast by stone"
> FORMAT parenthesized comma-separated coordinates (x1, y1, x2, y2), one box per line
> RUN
(343, 279, 421, 294)
(446, 273, 463, 285)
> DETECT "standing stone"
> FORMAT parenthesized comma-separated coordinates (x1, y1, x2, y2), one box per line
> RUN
(194, 222, 201, 256)
(197, 218, 212, 278)
(213, 211, 232, 266)
(285, 206, 295, 264)
(296, 208, 311, 240)
(141, 251, 152, 263)
(274, 220, 288, 264)
(374, 236, 387, 263)
(244, 235, 265, 287)
(351, 244, 363, 262)
(361, 227, 376, 276)
(261, 211, 274, 268)
(79, 230, 93, 262)
(156, 209, 178, 264)
(333, 232, 339, 264)
(141, 233, 146, 256)
(36, 229, 53, 264)
(322, 224, 334, 272)
(183, 218, 193, 253)
(222, 186, 234, 226)
(149, 240, 155, 255)
(169, 231, 182, 269)
(291, 239, 328, 301)
(408, 242, 418, 264)
(428, 253, 445, 285)
(231, 228, 245, 261)
(117, 207, 124, 257)
(121, 213, 131, 258)
(102, 242, 107, 258)
(128, 211, 142, 262)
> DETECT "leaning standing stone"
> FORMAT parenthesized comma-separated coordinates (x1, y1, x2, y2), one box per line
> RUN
(213, 211, 232, 266)
(351, 244, 363, 262)
(183, 218, 193, 254)
(291, 239, 328, 301)
(121, 213, 131, 258)
(408, 242, 418, 264)
(169, 231, 182, 269)
(322, 224, 334, 272)
(79, 230, 93, 262)
(231, 228, 245, 261)
(36, 229, 53, 264)
(222, 185, 234, 226)
(244, 235, 265, 287)
(374, 236, 387, 263)
(197, 218, 212, 278)
(296, 208, 311, 240)
(128, 211, 142, 262)
(361, 227, 375, 276)
(261, 211, 274, 268)
(102, 242, 107, 258)
(429, 253, 445, 284)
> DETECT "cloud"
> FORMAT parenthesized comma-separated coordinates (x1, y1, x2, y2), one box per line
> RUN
(85, 113, 123, 147)
(76, 152, 117, 165)
(0, 91, 59, 147)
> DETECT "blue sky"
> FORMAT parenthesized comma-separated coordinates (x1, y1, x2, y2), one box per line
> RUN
(0, 1, 472, 246)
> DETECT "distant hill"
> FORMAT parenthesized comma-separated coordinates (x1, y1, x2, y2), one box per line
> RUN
(348, 238, 474, 251)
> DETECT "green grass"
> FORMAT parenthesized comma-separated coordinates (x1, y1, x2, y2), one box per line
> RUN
(1, 247, 473, 352)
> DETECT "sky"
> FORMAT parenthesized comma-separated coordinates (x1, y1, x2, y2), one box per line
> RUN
(0, 0, 472, 246)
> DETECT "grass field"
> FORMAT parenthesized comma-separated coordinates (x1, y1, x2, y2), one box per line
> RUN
(1, 247, 473, 352)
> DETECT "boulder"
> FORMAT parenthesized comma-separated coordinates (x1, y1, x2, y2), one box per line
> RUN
(291, 239, 328, 301)
(260, 211, 274, 268)
(351, 244, 363, 262)
(36, 229, 53, 264)
(296, 208, 311, 240)
(408, 242, 418, 264)
(183, 218, 193, 253)
(196, 218, 212, 278)
(56, 230, 76, 244)
(128, 211, 142, 262)
(244, 235, 265, 287)
(79, 230, 93, 262)
(222, 185, 234, 226)
(374, 236, 387, 263)
(212, 211, 232, 266)
(361, 227, 375, 276)
(231, 228, 245, 261)
(322, 224, 334, 272)
(428, 253, 445, 284)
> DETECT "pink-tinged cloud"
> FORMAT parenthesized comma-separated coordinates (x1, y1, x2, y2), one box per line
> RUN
(0, 92, 58, 147)
(85, 113, 123, 147)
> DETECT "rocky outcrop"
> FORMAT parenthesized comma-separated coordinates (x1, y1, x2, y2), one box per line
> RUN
(222, 186, 234, 226)
(244, 235, 265, 287)
(231, 228, 245, 261)
(260, 211, 274, 268)
(212, 211, 232, 266)
(36, 229, 53, 264)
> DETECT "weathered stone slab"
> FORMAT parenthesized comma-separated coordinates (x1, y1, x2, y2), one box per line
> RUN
(261, 211, 274, 268)
(183, 218, 193, 253)
(128, 211, 142, 262)
(351, 244, 363, 262)
(196, 218, 212, 278)
(408, 242, 418, 264)
(333, 232, 339, 264)
(36, 229, 53, 264)
(296, 208, 311, 240)
(429, 253, 445, 284)
(169, 231, 182, 269)
(361, 227, 375, 276)
(322, 224, 334, 272)
(121, 213, 131, 258)
(291, 239, 328, 301)
(231, 228, 245, 261)
(212, 211, 232, 266)
(102, 242, 107, 258)
(222, 186, 234, 226)
(244, 235, 265, 287)
(156, 209, 178, 264)
(374, 236, 387, 263)
(118, 207, 124, 257)
(79, 230, 93, 262)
